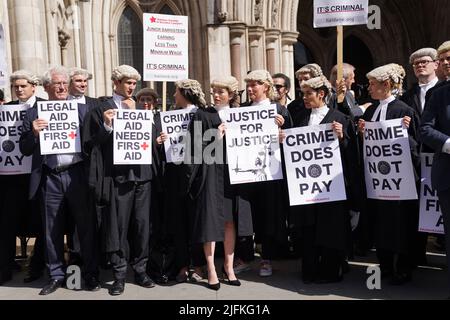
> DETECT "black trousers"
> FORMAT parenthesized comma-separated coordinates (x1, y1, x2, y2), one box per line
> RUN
(376, 249, 412, 276)
(40, 164, 98, 280)
(437, 188, 450, 294)
(110, 181, 151, 280)
(301, 226, 344, 282)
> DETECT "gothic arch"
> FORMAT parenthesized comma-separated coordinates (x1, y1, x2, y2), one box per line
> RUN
(153, 0, 183, 15)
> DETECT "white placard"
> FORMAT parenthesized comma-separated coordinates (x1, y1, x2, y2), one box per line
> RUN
(0, 104, 32, 175)
(0, 24, 7, 87)
(224, 105, 283, 184)
(313, 0, 369, 28)
(283, 124, 346, 206)
(419, 153, 444, 234)
(143, 13, 189, 82)
(38, 101, 81, 155)
(114, 110, 153, 165)
(161, 107, 197, 163)
(363, 119, 418, 200)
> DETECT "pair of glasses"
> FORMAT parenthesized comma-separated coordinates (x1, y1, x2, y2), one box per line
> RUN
(274, 85, 285, 90)
(412, 60, 434, 67)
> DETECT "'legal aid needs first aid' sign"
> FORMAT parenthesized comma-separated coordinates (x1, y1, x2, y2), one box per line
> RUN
(313, 0, 369, 28)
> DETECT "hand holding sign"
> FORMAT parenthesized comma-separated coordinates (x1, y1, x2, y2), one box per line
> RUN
(32, 119, 49, 137)
(402, 116, 411, 129)
(357, 118, 365, 135)
(156, 132, 168, 145)
(218, 123, 226, 140)
(331, 121, 344, 140)
(122, 98, 136, 110)
(336, 79, 347, 97)
(103, 109, 116, 127)
(274, 114, 285, 127)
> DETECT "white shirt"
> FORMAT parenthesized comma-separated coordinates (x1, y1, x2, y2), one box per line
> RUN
(371, 96, 396, 121)
(113, 93, 126, 109)
(214, 104, 230, 122)
(19, 95, 36, 107)
(68, 94, 86, 105)
(308, 105, 329, 126)
(419, 77, 438, 112)
(442, 139, 450, 154)
(251, 99, 272, 108)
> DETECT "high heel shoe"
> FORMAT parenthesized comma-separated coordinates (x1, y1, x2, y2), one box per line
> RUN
(222, 266, 241, 286)
(207, 282, 220, 291)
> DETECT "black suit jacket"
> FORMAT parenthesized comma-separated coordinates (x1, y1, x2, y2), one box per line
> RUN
(401, 83, 422, 115)
(19, 100, 90, 199)
(420, 83, 450, 192)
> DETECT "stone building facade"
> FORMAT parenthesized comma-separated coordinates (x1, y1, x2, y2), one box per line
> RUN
(0, 0, 448, 102)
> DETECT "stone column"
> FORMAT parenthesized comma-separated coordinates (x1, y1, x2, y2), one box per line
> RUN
(207, 25, 231, 81)
(228, 22, 246, 84)
(9, 0, 46, 74)
(248, 26, 265, 71)
(281, 31, 299, 85)
(265, 29, 281, 75)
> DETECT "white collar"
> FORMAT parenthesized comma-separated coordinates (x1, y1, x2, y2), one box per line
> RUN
(214, 104, 230, 111)
(68, 95, 86, 104)
(311, 104, 328, 115)
(379, 95, 395, 106)
(419, 77, 438, 89)
(113, 93, 126, 109)
(251, 99, 271, 107)
(19, 95, 36, 107)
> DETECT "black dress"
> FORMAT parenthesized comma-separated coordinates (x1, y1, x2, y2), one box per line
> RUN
(289, 107, 361, 282)
(187, 107, 253, 244)
(361, 99, 420, 278)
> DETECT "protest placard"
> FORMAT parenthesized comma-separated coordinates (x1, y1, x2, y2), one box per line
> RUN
(283, 124, 346, 206)
(0, 104, 32, 175)
(224, 105, 282, 184)
(114, 110, 153, 165)
(38, 101, 81, 155)
(419, 153, 444, 234)
(313, 0, 369, 28)
(363, 119, 418, 200)
(161, 107, 197, 163)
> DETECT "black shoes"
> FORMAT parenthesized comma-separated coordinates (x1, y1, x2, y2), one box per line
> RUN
(207, 282, 220, 291)
(222, 266, 241, 286)
(135, 273, 156, 288)
(109, 279, 125, 296)
(39, 279, 65, 296)
(85, 276, 101, 291)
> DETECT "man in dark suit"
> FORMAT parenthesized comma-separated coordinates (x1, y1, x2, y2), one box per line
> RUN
(19, 66, 99, 295)
(1, 70, 45, 285)
(401, 48, 439, 116)
(66, 67, 101, 266)
(83, 65, 156, 296)
(420, 59, 450, 297)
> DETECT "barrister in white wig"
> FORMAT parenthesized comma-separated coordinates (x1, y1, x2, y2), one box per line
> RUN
(234, 70, 292, 278)
(83, 65, 159, 295)
(358, 63, 421, 285)
(287, 76, 362, 284)
(0, 70, 46, 286)
(288, 64, 324, 126)
(186, 76, 253, 290)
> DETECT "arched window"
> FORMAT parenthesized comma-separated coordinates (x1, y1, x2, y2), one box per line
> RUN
(118, 6, 143, 89)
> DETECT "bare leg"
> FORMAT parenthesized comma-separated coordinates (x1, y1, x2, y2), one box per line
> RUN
(203, 241, 218, 284)
(223, 221, 238, 280)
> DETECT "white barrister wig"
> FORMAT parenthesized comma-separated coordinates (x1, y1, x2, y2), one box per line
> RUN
(111, 65, 141, 81)
(210, 76, 239, 94)
(244, 69, 275, 100)
(69, 67, 93, 80)
(175, 79, 207, 106)
(366, 63, 405, 84)
(300, 75, 332, 92)
(409, 48, 437, 64)
(437, 41, 450, 55)
(10, 70, 41, 86)
(295, 63, 324, 79)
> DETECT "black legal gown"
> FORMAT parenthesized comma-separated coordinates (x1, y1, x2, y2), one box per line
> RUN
(361, 99, 420, 254)
(289, 107, 362, 251)
(187, 107, 253, 244)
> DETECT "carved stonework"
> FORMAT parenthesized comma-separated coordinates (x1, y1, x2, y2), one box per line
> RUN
(254, 0, 263, 25)
(217, 11, 228, 23)
(272, 0, 279, 28)
(58, 28, 71, 49)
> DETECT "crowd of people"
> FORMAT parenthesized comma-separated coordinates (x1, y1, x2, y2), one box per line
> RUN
(0, 39, 449, 299)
